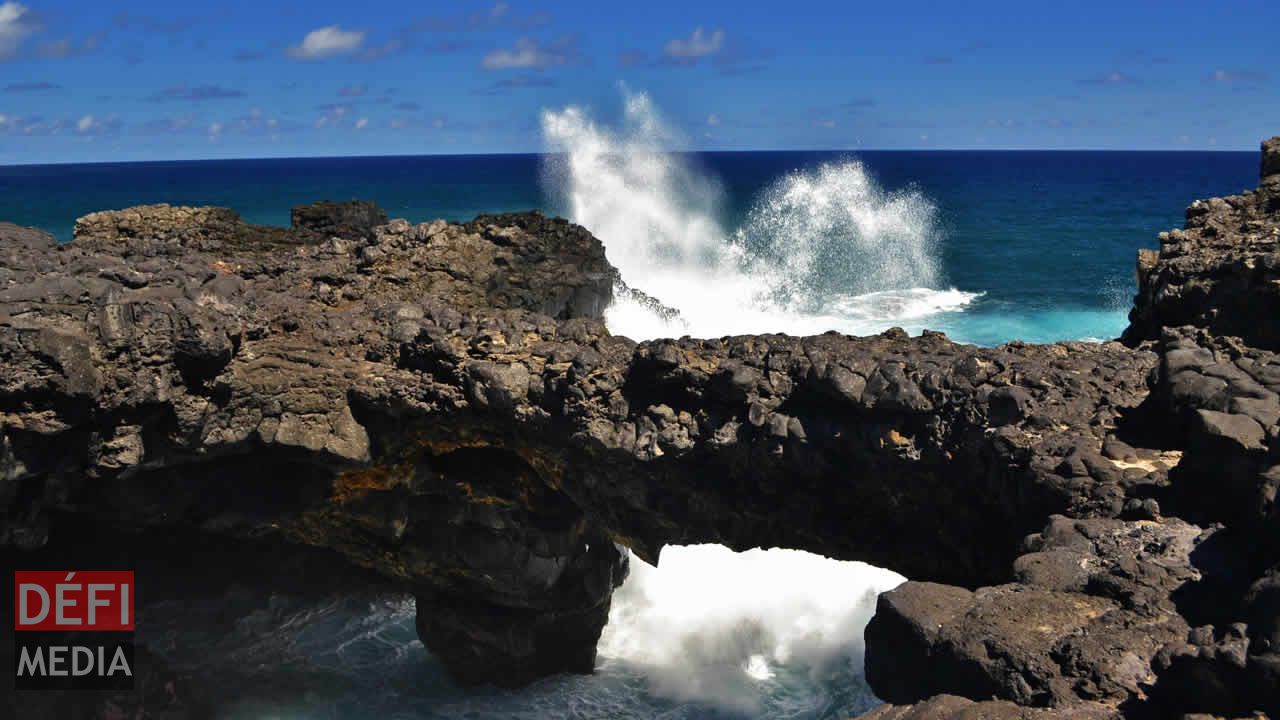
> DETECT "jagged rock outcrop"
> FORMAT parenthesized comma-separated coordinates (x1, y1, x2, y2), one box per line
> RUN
(862, 139, 1280, 718)
(3, 139, 1280, 719)
(290, 199, 387, 241)
(0, 195, 1166, 701)
(1123, 137, 1280, 350)
(860, 694, 1120, 719)
(0, 202, 628, 691)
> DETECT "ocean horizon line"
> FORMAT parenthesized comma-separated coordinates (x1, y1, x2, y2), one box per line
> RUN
(0, 145, 1257, 170)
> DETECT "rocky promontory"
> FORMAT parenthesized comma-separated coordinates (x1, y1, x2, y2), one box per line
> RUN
(3, 138, 1280, 718)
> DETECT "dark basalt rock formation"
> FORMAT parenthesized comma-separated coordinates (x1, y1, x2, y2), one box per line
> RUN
(1123, 137, 1280, 350)
(860, 694, 1119, 719)
(2, 141, 1280, 718)
(291, 199, 388, 241)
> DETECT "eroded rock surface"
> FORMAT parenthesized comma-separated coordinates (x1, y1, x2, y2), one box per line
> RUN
(1123, 137, 1280, 350)
(3, 138, 1280, 719)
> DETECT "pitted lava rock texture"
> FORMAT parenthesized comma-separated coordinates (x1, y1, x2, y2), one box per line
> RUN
(860, 694, 1120, 719)
(291, 199, 388, 241)
(3, 139, 1280, 718)
(1123, 137, 1280, 350)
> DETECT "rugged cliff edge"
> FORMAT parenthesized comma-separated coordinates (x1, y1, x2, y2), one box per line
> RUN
(2, 138, 1279, 718)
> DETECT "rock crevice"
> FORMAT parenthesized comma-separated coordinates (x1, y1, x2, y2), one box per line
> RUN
(3, 139, 1280, 718)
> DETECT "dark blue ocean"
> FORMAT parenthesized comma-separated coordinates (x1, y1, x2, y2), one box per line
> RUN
(0, 147, 1259, 719)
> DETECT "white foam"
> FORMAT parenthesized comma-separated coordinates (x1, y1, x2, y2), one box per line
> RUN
(541, 89, 980, 341)
(598, 545, 906, 714)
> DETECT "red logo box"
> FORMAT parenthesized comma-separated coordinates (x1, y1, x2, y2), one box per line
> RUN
(14, 571, 134, 632)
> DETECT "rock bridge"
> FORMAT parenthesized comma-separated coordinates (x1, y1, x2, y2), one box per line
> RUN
(4, 139, 1280, 718)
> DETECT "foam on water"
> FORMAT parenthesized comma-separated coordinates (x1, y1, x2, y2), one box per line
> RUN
(599, 546, 906, 716)
(541, 89, 979, 341)
(145, 546, 902, 719)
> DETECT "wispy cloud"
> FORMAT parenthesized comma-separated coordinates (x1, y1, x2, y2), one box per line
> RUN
(479, 73, 556, 95)
(0, 1, 38, 60)
(923, 41, 989, 67)
(481, 35, 580, 70)
(338, 83, 368, 97)
(663, 26, 724, 62)
(207, 109, 297, 140)
(1209, 68, 1267, 84)
(653, 27, 770, 74)
(386, 113, 448, 131)
(286, 25, 365, 60)
(4, 80, 59, 92)
(1078, 70, 1141, 87)
(314, 104, 359, 128)
(36, 32, 104, 59)
(75, 114, 122, 135)
(0, 112, 119, 136)
(617, 48, 645, 66)
(0, 112, 65, 135)
(233, 48, 267, 62)
(147, 83, 245, 102)
(410, 2, 549, 33)
(113, 13, 199, 34)
(133, 113, 199, 136)
(347, 3, 545, 62)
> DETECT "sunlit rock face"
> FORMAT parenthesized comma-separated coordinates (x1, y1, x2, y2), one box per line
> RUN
(4, 136, 1280, 719)
(1123, 136, 1280, 351)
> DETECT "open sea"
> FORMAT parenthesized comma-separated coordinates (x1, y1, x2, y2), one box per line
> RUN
(0, 148, 1256, 346)
(0, 97, 1261, 719)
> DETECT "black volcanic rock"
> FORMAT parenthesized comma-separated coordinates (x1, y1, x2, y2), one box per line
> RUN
(1264, 136, 1280, 180)
(867, 517, 1204, 708)
(860, 694, 1119, 719)
(1123, 137, 1280, 350)
(291, 199, 388, 241)
(3, 138, 1280, 718)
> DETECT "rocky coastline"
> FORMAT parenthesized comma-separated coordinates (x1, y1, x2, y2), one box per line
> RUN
(2, 137, 1279, 718)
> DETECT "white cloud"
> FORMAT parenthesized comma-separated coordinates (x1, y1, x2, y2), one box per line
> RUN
(663, 27, 724, 59)
(481, 36, 577, 69)
(706, 113, 720, 126)
(208, 122, 223, 136)
(0, 2, 38, 59)
(72, 114, 120, 135)
(286, 25, 366, 60)
(1210, 68, 1266, 84)
(355, 117, 368, 129)
(315, 104, 357, 129)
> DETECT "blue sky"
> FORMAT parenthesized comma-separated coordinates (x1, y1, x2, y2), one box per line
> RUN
(0, 0, 1276, 163)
